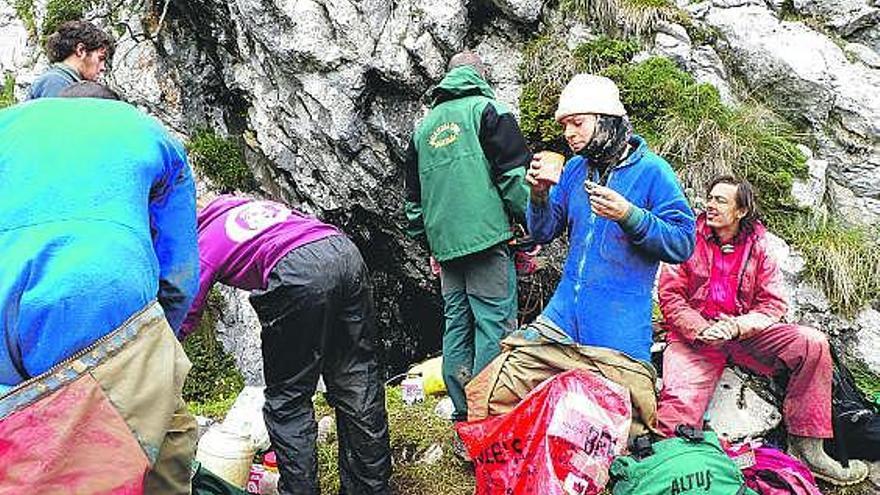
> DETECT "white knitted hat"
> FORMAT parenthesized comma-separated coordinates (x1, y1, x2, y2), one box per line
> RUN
(554, 74, 626, 122)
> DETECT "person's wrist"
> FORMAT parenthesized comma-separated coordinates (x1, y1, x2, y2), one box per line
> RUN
(617, 203, 643, 230)
(530, 188, 549, 206)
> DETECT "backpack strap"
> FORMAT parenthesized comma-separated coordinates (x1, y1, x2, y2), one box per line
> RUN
(630, 434, 654, 460)
(675, 424, 705, 442)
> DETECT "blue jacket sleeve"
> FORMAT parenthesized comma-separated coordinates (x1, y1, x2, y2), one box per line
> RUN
(149, 136, 199, 333)
(526, 160, 573, 244)
(618, 160, 696, 263)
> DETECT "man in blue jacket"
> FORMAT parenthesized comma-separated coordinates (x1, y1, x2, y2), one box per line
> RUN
(526, 74, 695, 365)
(0, 91, 199, 493)
(27, 20, 114, 99)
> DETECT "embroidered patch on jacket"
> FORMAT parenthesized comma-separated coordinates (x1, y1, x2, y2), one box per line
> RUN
(428, 122, 461, 148)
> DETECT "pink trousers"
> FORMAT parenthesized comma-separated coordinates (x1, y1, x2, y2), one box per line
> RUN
(657, 324, 833, 438)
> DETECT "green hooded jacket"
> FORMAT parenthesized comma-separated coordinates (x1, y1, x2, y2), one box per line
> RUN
(404, 66, 530, 262)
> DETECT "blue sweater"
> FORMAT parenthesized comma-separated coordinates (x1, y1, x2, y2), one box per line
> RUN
(26, 64, 82, 100)
(0, 99, 199, 387)
(527, 135, 695, 362)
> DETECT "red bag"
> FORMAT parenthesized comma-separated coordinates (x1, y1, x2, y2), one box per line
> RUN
(456, 369, 632, 495)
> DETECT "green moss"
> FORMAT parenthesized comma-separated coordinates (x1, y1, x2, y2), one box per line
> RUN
(13, 0, 36, 35)
(777, 217, 880, 315)
(187, 128, 256, 193)
(183, 289, 245, 420)
(42, 0, 92, 36)
(0, 74, 15, 109)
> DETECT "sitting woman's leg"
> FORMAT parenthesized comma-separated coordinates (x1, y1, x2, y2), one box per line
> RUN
(657, 341, 726, 437)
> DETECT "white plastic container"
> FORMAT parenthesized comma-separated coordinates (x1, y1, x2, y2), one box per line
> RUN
(401, 373, 425, 405)
(196, 425, 256, 488)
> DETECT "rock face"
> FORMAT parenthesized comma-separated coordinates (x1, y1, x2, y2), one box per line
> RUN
(0, 0, 877, 380)
(701, 2, 880, 226)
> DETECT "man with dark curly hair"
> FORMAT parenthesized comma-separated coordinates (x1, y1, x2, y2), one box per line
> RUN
(27, 20, 114, 100)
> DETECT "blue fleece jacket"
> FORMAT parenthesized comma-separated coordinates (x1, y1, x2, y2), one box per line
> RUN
(527, 135, 695, 362)
(26, 64, 82, 100)
(0, 98, 199, 388)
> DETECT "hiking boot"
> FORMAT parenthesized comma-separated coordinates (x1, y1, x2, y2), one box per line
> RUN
(451, 431, 472, 463)
(788, 435, 870, 486)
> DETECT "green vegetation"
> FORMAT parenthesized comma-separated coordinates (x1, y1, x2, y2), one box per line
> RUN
(850, 360, 880, 406)
(0, 74, 15, 109)
(43, 0, 93, 36)
(778, 216, 880, 316)
(561, 0, 683, 38)
(13, 0, 36, 35)
(183, 290, 245, 420)
(316, 389, 475, 494)
(187, 128, 257, 193)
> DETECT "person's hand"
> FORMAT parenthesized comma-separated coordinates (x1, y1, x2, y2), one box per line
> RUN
(526, 154, 551, 199)
(429, 256, 441, 277)
(587, 184, 633, 221)
(697, 315, 739, 346)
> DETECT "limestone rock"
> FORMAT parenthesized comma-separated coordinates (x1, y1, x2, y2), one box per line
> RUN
(850, 309, 880, 374)
(490, 0, 545, 23)
(828, 179, 880, 226)
(790, 146, 828, 212)
(844, 41, 880, 68)
(689, 45, 736, 104)
(214, 286, 264, 386)
(654, 22, 692, 67)
(705, 3, 880, 227)
(792, 0, 880, 36)
(706, 368, 783, 442)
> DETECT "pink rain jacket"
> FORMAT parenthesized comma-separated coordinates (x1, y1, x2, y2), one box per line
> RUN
(659, 214, 788, 342)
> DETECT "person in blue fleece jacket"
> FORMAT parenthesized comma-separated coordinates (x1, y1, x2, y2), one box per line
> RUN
(0, 89, 200, 493)
(0, 94, 199, 388)
(525, 74, 695, 363)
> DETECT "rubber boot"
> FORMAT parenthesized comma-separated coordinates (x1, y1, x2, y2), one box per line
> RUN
(788, 435, 869, 486)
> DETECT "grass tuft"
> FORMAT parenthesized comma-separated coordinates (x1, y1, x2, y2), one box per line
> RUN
(317, 388, 475, 494)
(561, 0, 683, 38)
(778, 216, 880, 316)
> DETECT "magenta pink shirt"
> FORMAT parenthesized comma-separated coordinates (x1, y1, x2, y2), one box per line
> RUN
(700, 241, 748, 321)
(180, 195, 340, 337)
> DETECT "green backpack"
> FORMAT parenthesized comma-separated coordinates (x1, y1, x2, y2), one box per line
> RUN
(610, 426, 758, 495)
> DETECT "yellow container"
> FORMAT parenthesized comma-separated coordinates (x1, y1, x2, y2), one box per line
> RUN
(408, 356, 446, 396)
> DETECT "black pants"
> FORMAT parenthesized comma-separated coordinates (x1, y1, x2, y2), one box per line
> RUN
(250, 235, 391, 495)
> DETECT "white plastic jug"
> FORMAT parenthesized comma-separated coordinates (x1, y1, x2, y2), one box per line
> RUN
(195, 425, 256, 488)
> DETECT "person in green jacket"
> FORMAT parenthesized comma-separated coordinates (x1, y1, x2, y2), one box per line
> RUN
(404, 51, 531, 431)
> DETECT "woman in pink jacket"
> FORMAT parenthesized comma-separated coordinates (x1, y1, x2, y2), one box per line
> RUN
(656, 175, 868, 486)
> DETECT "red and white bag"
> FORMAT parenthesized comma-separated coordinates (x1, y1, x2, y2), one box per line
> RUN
(456, 369, 632, 495)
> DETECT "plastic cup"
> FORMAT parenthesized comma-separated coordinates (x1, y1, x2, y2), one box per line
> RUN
(535, 151, 565, 186)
